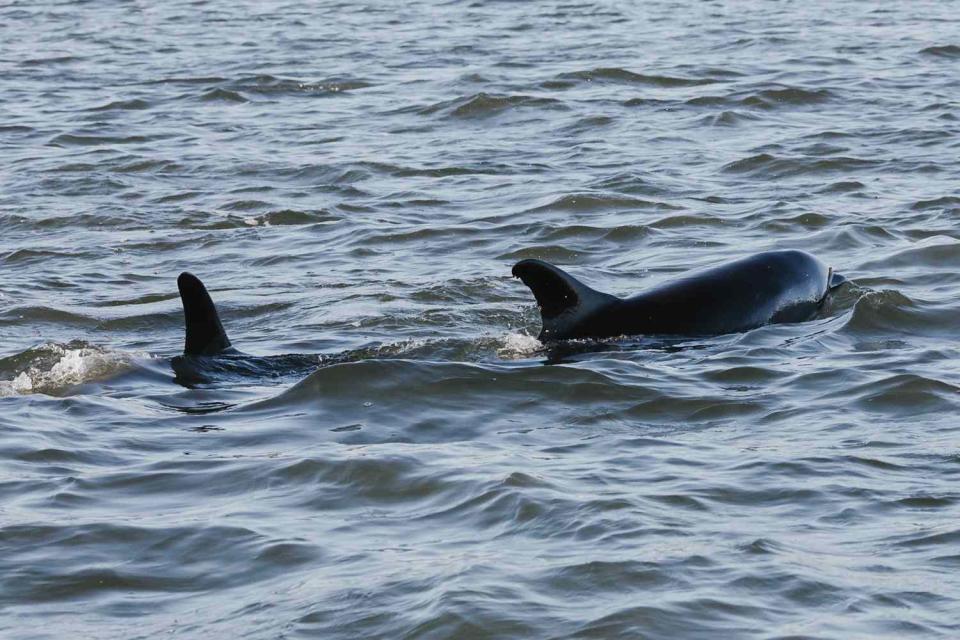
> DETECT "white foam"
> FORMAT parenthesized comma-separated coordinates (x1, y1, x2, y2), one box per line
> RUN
(243, 216, 272, 227)
(0, 344, 142, 396)
(496, 333, 543, 359)
(392, 338, 429, 355)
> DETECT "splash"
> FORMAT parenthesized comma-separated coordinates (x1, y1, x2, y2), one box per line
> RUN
(0, 342, 142, 396)
(496, 333, 543, 359)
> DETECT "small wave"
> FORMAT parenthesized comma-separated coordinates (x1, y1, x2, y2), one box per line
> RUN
(524, 193, 680, 214)
(819, 180, 866, 194)
(47, 133, 154, 147)
(759, 212, 832, 232)
(418, 92, 566, 119)
(221, 199, 272, 212)
(587, 172, 675, 197)
(21, 55, 79, 66)
(9, 212, 133, 231)
(348, 160, 511, 183)
(534, 223, 652, 244)
(1, 248, 85, 265)
(622, 97, 676, 108)
(0, 125, 34, 134)
(140, 75, 226, 86)
(114, 158, 183, 174)
(497, 245, 587, 262)
(248, 209, 340, 228)
(559, 115, 615, 134)
(697, 110, 762, 126)
(911, 196, 960, 211)
(0, 522, 318, 604)
(838, 290, 956, 337)
(687, 86, 834, 110)
(272, 455, 455, 508)
(250, 359, 618, 410)
(0, 306, 97, 327)
(859, 239, 960, 270)
(844, 374, 960, 416)
(722, 153, 880, 179)
(555, 67, 718, 87)
(743, 87, 833, 108)
(685, 95, 730, 107)
(177, 209, 342, 230)
(199, 88, 249, 103)
(649, 214, 725, 229)
(87, 98, 151, 112)
(0, 343, 142, 397)
(920, 45, 960, 58)
(227, 74, 371, 95)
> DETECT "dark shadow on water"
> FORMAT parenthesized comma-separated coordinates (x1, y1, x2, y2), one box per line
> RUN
(539, 335, 700, 365)
(170, 353, 324, 388)
(167, 400, 238, 415)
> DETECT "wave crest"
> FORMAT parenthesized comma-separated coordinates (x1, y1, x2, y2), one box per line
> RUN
(0, 342, 141, 396)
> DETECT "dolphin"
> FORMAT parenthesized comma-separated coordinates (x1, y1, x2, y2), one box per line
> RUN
(512, 250, 846, 341)
(173, 273, 325, 385)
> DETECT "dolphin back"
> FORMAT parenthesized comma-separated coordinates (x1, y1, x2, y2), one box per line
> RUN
(512, 259, 617, 341)
(512, 250, 839, 341)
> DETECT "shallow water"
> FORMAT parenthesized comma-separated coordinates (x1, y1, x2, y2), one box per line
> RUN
(2, 1, 960, 637)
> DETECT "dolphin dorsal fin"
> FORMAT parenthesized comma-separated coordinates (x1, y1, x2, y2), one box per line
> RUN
(177, 272, 232, 355)
(512, 259, 616, 340)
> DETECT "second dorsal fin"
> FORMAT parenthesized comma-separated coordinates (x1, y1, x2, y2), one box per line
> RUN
(177, 272, 232, 356)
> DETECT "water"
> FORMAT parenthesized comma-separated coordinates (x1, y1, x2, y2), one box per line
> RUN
(2, 1, 960, 637)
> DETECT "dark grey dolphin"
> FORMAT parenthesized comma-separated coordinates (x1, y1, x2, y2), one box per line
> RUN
(512, 250, 845, 341)
(173, 273, 323, 386)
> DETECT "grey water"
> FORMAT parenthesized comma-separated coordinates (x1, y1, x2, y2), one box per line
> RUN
(2, 1, 960, 638)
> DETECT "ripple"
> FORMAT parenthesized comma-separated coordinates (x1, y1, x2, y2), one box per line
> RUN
(920, 45, 960, 58)
(554, 67, 719, 87)
(0, 523, 319, 605)
(417, 92, 566, 119)
(199, 88, 249, 103)
(860, 240, 960, 270)
(894, 527, 960, 548)
(140, 75, 226, 86)
(541, 559, 677, 595)
(841, 290, 918, 333)
(21, 55, 80, 66)
(48, 133, 156, 146)
(227, 74, 371, 95)
(524, 193, 680, 213)
(114, 158, 183, 174)
(698, 110, 763, 126)
(649, 213, 725, 229)
(819, 180, 866, 194)
(911, 196, 960, 211)
(722, 152, 880, 178)
(282, 455, 457, 509)
(688, 86, 835, 110)
(87, 98, 151, 112)
(846, 374, 959, 415)
(496, 245, 586, 262)
(744, 86, 834, 108)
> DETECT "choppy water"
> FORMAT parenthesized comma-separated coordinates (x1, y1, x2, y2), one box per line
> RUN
(2, 1, 960, 637)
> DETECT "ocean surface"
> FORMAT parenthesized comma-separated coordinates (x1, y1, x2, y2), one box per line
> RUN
(2, 1, 960, 638)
